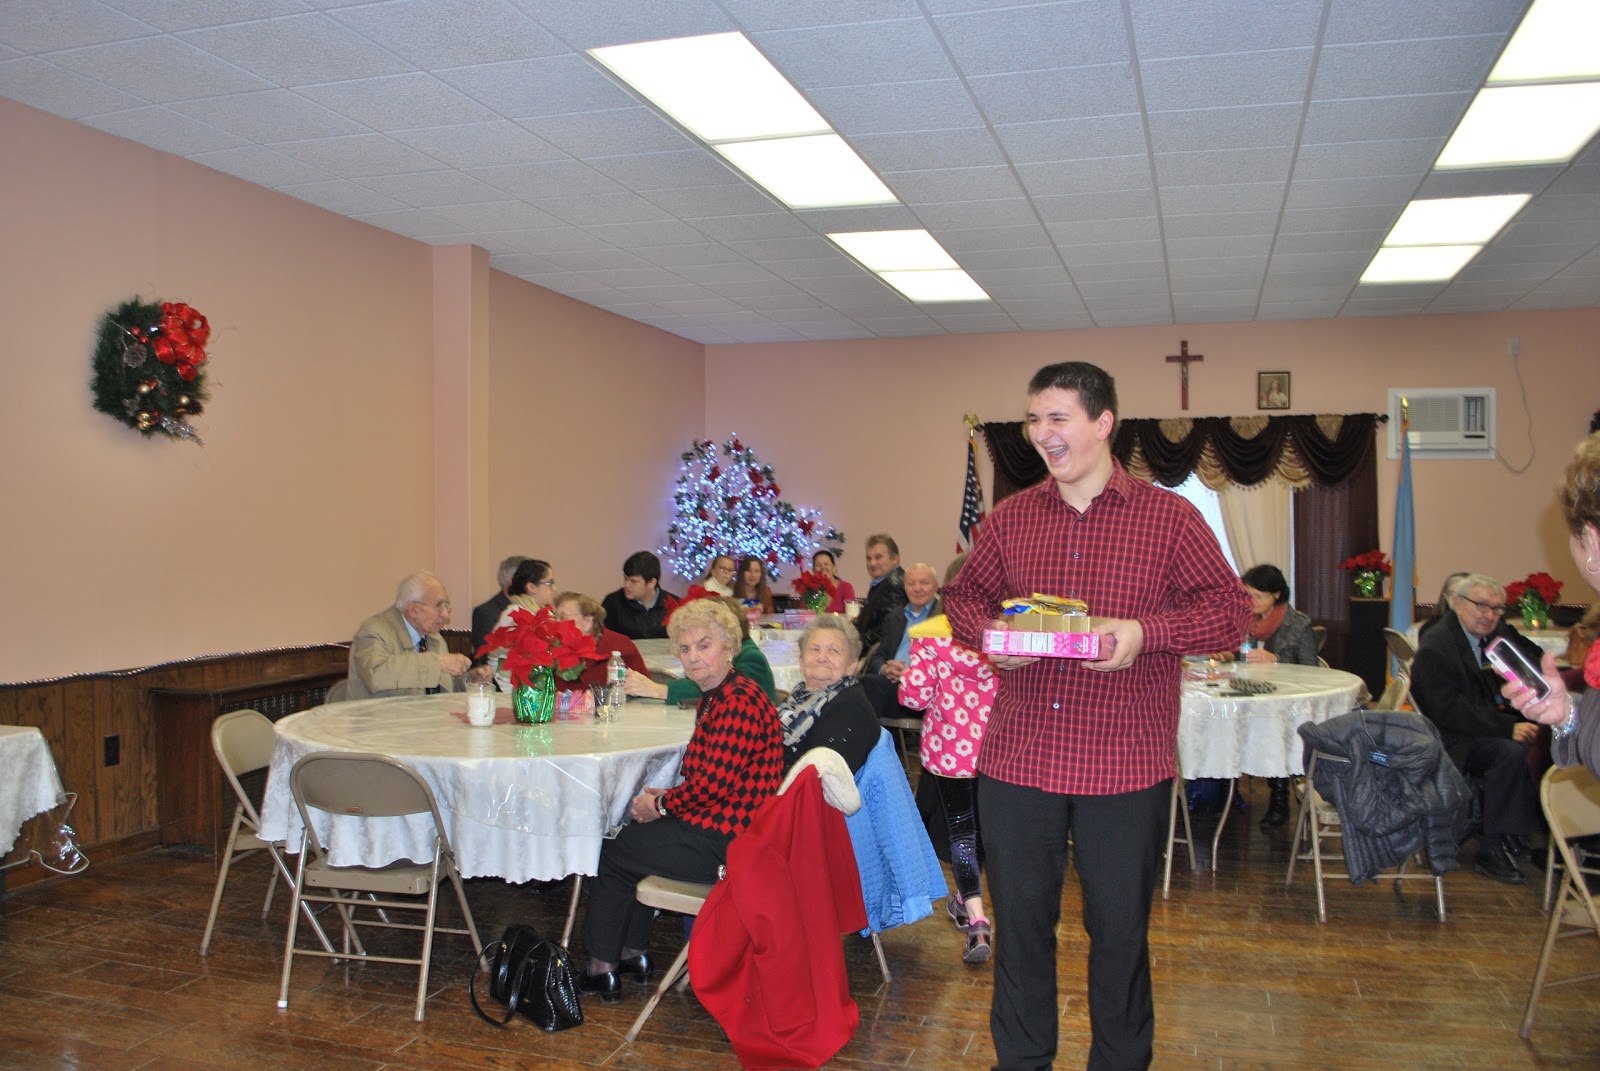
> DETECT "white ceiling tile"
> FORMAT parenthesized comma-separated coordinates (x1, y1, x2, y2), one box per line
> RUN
(331, 0, 562, 68)
(543, 248, 655, 273)
(1159, 182, 1285, 215)
(533, 190, 676, 226)
(1154, 147, 1293, 187)
(51, 37, 273, 102)
(1034, 189, 1159, 223)
(585, 149, 742, 192)
(352, 207, 469, 239)
(995, 114, 1147, 165)
(969, 266, 1072, 288)
(0, 56, 146, 116)
(1271, 230, 1386, 255)
(671, 263, 776, 286)
(1301, 93, 1471, 144)
(359, 169, 511, 207)
(488, 252, 559, 275)
(752, 19, 954, 89)
(1171, 274, 1263, 295)
(470, 158, 625, 200)
(1046, 217, 1161, 245)
(1454, 261, 1572, 282)
(960, 245, 1067, 270)
(99, 1, 308, 33)
(793, 205, 924, 232)
(1416, 167, 1561, 200)
(1268, 250, 1372, 274)
(0, 0, 155, 52)
(1141, 50, 1313, 112)
(389, 121, 566, 169)
(1071, 261, 1169, 283)
(190, 145, 333, 187)
(179, 14, 411, 86)
(935, 1, 1128, 76)
(582, 219, 714, 247)
(512, 0, 736, 50)
(1284, 175, 1418, 210)
(1077, 277, 1168, 299)
(886, 166, 1027, 203)
(496, 227, 612, 254)
(642, 185, 781, 219)
(1164, 211, 1280, 239)
(171, 89, 365, 142)
(1168, 234, 1272, 259)
(1495, 221, 1600, 248)
(270, 134, 450, 179)
(807, 79, 986, 136)
(298, 74, 499, 131)
(1278, 205, 1399, 234)
(854, 127, 1005, 173)
(1323, 0, 1522, 45)
(1061, 240, 1164, 267)
(1312, 37, 1503, 99)
(429, 200, 565, 230)
(725, 236, 842, 261)
(682, 212, 813, 242)
(1258, 301, 1344, 319)
(914, 199, 1039, 230)
(83, 104, 246, 154)
(518, 107, 695, 159)
(436, 53, 637, 118)
(635, 243, 749, 268)
(1292, 138, 1443, 181)
(1130, 0, 1322, 58)
(1146, 104, 1301, 154)
(276, 178, 409, 216)
(968, 64, 1139, 126)
(1090, 308, 1172, 327)
(1515, 194, 1600, 224)
(940, 225, 1054, 252)
(1261, 270, 1361, 290)
(1017, 155, 1152, 197)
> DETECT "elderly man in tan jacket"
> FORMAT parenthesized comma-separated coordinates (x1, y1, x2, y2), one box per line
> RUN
(347, 572, 483, 699)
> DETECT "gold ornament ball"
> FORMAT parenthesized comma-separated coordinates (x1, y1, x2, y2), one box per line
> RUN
(177, 394, 191, 406)
(137, 382, 153, 394)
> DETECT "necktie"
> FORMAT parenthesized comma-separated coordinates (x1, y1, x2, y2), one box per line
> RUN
(419, 637, 443, 693)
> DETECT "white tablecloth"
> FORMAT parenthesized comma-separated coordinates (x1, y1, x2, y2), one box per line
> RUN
(258, 695, 692, 883)
(637, 634, 805, 694)
(0, 726, 66, 857)
(1178, 664, 1365, 779)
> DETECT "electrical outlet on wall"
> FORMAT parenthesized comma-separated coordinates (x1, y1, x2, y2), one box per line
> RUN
(103, 734, 120, 767)
(1508, 337, 1521, 358)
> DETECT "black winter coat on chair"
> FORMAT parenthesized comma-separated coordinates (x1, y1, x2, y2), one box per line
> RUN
(1298, 709, 1471, 884)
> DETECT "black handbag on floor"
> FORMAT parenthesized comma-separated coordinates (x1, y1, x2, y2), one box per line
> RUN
(468, 924, 584, 1031)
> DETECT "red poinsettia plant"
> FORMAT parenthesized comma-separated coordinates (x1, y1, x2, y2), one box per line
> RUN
(1505, 572, 1562, 607)
(791, 568, 837, 612)
(476, 606, 603, 687)
(1338, 550, 1393, 575)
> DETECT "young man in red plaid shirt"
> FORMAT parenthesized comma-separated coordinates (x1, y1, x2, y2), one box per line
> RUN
(944, 362, 1249, 1071)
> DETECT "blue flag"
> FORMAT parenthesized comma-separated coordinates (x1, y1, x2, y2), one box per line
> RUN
(1389, 411, 1417, 653)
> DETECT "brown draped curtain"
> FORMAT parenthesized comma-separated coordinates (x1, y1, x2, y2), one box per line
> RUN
(979, 414, 1380, 670)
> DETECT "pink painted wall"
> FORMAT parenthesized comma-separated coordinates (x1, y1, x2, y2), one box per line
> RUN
(706, 312, 1600, 605)
(483, 273, 705, 605)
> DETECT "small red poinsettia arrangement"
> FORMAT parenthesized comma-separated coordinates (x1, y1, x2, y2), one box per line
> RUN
(1338, 550, 1393, 575)
(476, 606, 603, 687)
(1505, 572, 1563, 626)
(791, 568, 836, 612)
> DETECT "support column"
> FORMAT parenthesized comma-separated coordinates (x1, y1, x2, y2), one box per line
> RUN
(432, 244, 492, 614)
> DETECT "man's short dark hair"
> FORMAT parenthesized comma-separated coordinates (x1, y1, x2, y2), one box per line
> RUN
(1027, 361, 1118, 420)
(865, 533, 899, 557)
(622, 550, 662, 583)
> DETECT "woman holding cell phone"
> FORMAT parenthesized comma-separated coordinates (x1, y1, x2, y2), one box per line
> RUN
(1503, 432, 1600, 777)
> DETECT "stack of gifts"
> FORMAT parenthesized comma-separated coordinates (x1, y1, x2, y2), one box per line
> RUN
(981, 594, 1103, 659)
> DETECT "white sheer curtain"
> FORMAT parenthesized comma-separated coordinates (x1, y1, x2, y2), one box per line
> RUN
(1217, 479, 1293, 577)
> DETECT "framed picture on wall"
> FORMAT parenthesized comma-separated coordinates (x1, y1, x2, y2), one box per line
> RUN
(1258, 371, 1290, 410)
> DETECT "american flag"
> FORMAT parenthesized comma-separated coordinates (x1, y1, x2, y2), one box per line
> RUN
(957, 436, 986, 552)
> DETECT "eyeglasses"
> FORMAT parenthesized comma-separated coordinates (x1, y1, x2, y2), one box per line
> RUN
(1455, 593, 1506, 617)
(536, 578, 558, 588)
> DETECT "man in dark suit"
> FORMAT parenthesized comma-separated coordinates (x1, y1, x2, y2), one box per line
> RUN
(1410, 573, 1546, 884)
(860, 562, 940, 717)
(470, 555, 527, 661)
(856, 533, 907, 654)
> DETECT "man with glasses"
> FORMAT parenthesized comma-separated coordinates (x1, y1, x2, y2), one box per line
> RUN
(1411, 573, 1546, 883)
(347, 571, 484, 699)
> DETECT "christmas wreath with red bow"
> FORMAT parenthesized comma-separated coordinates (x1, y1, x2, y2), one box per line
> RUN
(91, 297, 211, 443)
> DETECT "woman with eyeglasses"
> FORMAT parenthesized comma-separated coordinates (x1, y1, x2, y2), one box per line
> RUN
(486, 558, 558, 692)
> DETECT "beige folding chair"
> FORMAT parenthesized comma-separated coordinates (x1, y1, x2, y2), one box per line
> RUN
(1162, 775, 1199, 899)
(1312, 625, 1327, 653)
(1383, 627, 1417, 672)
(1371, 674, 1410, 711)
(878, 715, 923, 781)
(277, 752, 483, 1021)
(1520, 765, 1600, 1038)
(1284, 750, 1445, 924)
(200, 710, 332, 956)
(623, 749, 863, 1044)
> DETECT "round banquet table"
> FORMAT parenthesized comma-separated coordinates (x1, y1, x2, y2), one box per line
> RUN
(257, 695, 692, 883)
(636, 634, 805, 694)
(1178, 662, 1366, 780)
(0, 726, 67, 859)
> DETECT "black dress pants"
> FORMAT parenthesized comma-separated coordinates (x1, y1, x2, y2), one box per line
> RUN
(978, 774, 1169, 1071)
(580, 816, 729, 963)
(1453, 736, 1540, 841)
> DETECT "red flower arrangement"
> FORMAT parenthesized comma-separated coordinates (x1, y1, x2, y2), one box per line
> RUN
(1338, 550, 1393, 575)
(1505, 572, 1562, 627)
(476, 606, 603, 687)
(791, 569, 837, 612)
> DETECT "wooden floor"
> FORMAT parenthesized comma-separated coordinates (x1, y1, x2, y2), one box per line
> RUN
(3, 780, 1597, 1071)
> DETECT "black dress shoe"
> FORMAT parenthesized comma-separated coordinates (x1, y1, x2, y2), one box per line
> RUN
(1474, 847, 1526, 885)
(578, 969, 622, 1004)
(1501, 834, 1533, 861)
(618, 952, 653, 982)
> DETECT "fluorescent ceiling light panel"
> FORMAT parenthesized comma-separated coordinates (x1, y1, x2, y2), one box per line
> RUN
(879, 270, 991, 302)
(589, 32, 828, 142)
(1436, 83, 1600, 168)
(1490, 0, 1600, 82)
(1360, 246, 1481, 284)
(715, 135, 896, 208)
(1384, 195, 1531, 246)
(828, 230, 959, 271)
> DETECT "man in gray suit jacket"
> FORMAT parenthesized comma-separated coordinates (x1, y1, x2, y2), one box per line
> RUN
(347, 572, 479, 699)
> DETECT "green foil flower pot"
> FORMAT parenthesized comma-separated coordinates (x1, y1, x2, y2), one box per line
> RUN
(513, 666, 557, 724)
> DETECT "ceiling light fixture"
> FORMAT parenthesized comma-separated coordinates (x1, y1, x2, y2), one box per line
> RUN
(1359, 246, 1482, 284)
(1488, 0, 1600, 83)
(827, 230, 960, 271)
(1435, 83, 1600, 169)
(1384, 194, 1532, 246)
(878, 270, 992, 303)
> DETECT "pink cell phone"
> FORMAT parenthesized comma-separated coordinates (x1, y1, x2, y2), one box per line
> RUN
(1484, 637, 1549, 702)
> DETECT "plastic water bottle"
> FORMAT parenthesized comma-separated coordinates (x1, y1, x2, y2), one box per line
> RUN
(606, 651, 626, 711)
(1237, 637, 1254, 677)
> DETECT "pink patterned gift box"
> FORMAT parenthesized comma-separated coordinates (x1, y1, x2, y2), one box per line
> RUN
(982, 629, 1101, 659)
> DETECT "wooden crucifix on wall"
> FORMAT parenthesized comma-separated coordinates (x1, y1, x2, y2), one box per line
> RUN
(1165, 340, 1203, 411)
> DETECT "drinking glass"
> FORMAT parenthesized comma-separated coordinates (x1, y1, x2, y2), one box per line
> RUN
(465, 681, 496, 726)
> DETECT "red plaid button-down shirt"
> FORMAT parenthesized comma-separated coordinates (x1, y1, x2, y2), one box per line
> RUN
(943, 462, 1250, 795)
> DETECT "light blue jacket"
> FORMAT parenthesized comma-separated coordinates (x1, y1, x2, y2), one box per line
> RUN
(843, 730, 948, 935)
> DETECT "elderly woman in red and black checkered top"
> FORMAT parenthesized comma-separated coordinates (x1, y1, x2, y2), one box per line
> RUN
(578, 597, 783, 1002)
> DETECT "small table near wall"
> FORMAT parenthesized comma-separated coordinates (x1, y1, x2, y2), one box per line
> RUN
(0, 726, 86, 883)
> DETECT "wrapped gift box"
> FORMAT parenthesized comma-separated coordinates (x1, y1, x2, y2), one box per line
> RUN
(982, 627, 1101, 659)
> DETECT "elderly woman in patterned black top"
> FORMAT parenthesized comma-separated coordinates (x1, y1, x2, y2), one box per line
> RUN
(578, 598, 783, 1002)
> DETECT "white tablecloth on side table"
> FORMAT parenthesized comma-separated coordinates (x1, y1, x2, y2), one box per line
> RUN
(257, 695, 692, 883)
(0, 726, 66, 857)
(1178, 663, 1366, 779)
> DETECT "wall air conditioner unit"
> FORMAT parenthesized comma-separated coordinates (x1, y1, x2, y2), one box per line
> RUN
(1386, 388, 1495, 459)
